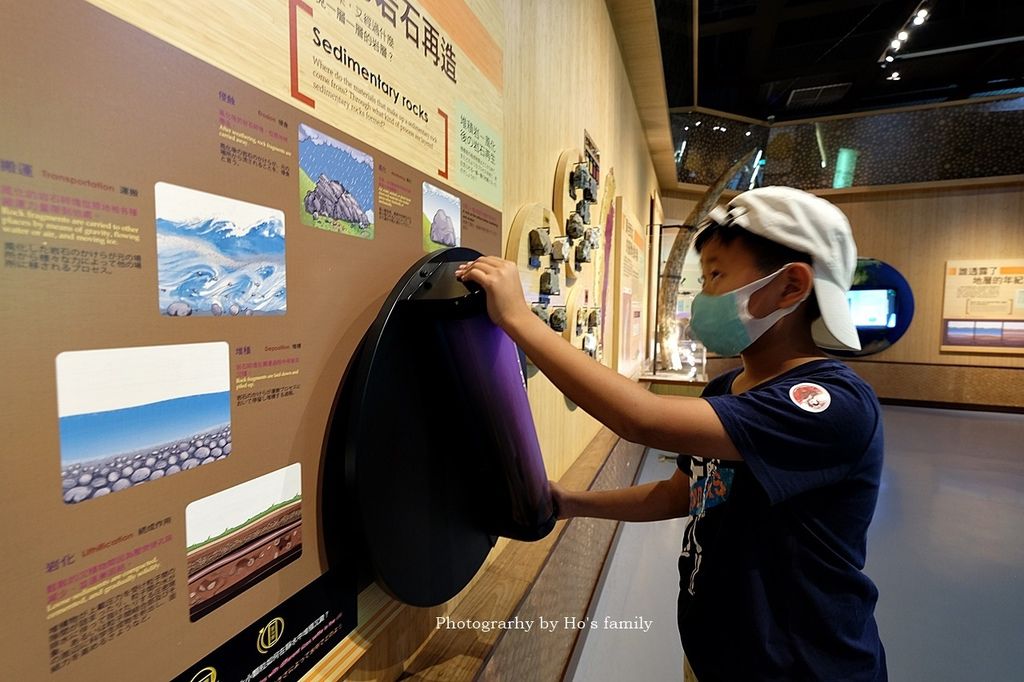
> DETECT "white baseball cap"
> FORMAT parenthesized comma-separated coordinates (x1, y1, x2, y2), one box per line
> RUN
(705, 186, 861, 351)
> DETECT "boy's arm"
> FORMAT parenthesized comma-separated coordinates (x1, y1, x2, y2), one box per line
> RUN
(553, 468, 691, 521)
(457, 257, 741, 460)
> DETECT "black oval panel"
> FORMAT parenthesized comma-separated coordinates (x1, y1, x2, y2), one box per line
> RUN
(323, 248, 555, 607)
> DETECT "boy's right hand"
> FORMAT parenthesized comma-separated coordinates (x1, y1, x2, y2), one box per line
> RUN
(455, 256, 533, 334)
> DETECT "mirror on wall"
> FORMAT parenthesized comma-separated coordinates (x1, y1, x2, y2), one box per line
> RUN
(830, 258, 915, 358)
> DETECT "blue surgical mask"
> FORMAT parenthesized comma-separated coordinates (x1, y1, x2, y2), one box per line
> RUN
(690, 266, 805, 356)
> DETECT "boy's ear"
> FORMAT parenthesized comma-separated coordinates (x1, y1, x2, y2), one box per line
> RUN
(780, 263, 814, 305)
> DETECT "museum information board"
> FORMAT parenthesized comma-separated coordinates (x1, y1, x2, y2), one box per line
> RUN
(612, 202, 647, 378)
(941, 259, 1024, 353)
(0, 1, 503, 679)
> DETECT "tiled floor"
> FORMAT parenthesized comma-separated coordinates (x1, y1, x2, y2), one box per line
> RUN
(568, 406, 1024, 681)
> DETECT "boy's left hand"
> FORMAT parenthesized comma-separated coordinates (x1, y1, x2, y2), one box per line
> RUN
(549, 480, 574, 520)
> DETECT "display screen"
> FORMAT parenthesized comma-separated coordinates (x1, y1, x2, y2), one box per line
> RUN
(848, 289, 896, 329)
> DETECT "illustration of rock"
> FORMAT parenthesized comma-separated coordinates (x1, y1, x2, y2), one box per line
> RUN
(166, 301, 193, 316)
(304, 174, 370, 228)
(429, 209, 457, 246)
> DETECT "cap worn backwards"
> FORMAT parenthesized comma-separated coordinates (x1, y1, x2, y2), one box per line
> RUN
(704, 186, 861, 351)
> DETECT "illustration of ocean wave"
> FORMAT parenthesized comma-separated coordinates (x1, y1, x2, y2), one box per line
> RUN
(160, 214, 285, 240)
(157, 230, 286, 316)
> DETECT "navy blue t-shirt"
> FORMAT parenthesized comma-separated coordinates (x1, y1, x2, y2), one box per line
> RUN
(678, 359, 886, 681)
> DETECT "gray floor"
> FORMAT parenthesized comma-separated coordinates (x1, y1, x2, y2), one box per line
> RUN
(568, 405, 1024, 681)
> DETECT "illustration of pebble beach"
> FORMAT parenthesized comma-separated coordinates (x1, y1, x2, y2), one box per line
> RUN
(56, 342, 232, 505)
(62, 425, 232, 504)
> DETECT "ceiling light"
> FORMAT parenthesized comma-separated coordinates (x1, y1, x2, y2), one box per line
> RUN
(745, 131, 752, 136)
(684, 126, 689, 131)
(721, 127, 727, 132)
(878, 8, 926, 68)
(695, 120, 702, 126)
(888, 71, 901, 81)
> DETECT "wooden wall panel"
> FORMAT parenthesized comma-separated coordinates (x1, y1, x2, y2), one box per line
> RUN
(832, 184, 1024, 370)
(661, 195, 699, 225)
(504, 0, 663, 482)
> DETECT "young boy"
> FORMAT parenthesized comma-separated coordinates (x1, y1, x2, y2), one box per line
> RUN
(456, 186, 886, 681)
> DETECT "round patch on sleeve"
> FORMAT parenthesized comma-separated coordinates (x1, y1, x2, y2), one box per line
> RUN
(789, 382, 831, 413)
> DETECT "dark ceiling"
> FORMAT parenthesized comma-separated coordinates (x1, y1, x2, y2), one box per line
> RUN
(655, 0, 1024, 120)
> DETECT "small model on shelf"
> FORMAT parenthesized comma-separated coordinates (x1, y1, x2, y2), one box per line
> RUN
(575, 199, 591, 225)
(550, 239, 570, 262)
(566, 212, 585, 240)
(568, 164, 598, 204)
(529, 228, 551, 255)
(574, 240, 592, 271)
(528, 228, 551, 268)
(575, 308, 587, 336)
(582, 333, 597, 358)
(540, 269, 561, 296)
(549, 307, 567, 332)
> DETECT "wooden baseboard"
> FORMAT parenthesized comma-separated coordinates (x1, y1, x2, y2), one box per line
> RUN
(305, 428, 629, 681)
(847, 361, 1024, 410)
(476, 434, 645, 681)
(880, 398, 1024, 415)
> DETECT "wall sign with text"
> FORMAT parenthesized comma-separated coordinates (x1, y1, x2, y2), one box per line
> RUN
(941, 259, 1024, 353)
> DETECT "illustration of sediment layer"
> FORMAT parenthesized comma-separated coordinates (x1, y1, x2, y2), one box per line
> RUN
(187, 502, 302, 619)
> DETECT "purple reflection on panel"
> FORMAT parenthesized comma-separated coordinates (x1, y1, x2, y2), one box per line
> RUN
(441, 314, 554, 540)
